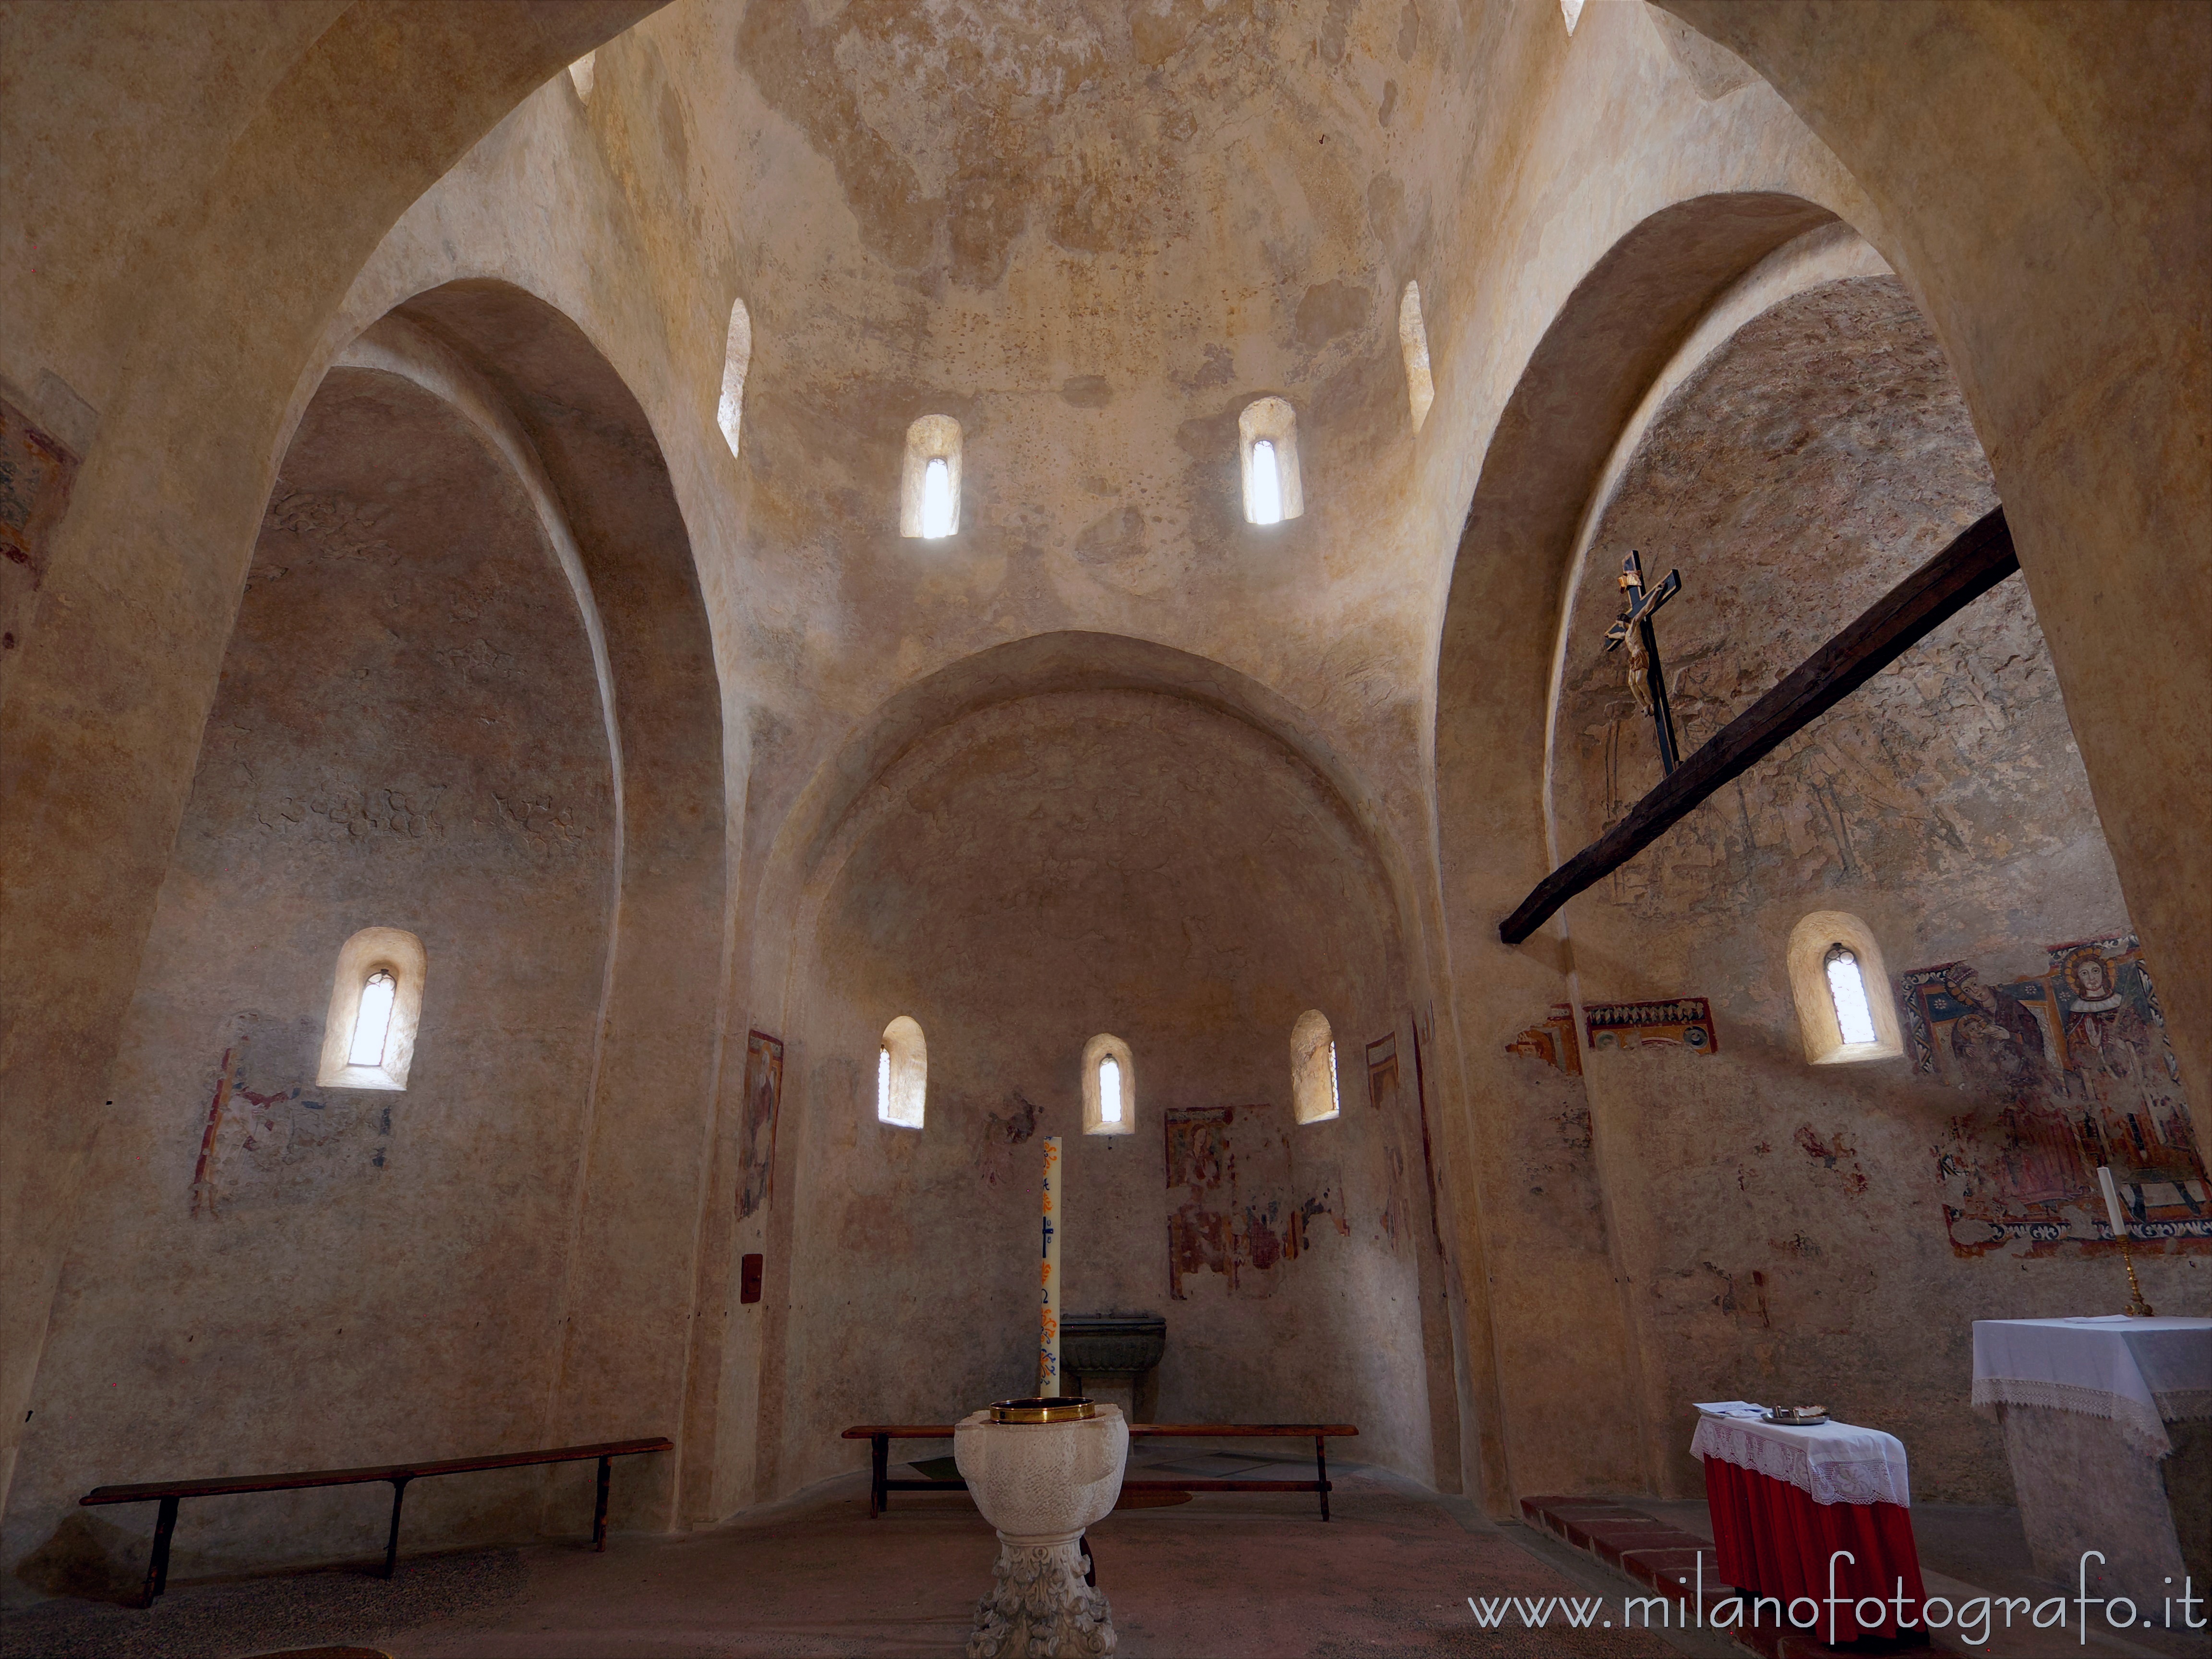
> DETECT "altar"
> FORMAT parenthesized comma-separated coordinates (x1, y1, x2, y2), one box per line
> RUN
(1972, 1315, 2212, 1606)
(1692, 1403, 1927, 1642)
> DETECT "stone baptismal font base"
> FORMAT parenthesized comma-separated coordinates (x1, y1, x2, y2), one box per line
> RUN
(954, 1399, 1129, 1658)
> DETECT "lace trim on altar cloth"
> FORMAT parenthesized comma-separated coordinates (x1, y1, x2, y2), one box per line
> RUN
(1689, 1417, 1911, 1508)
(1970, 1376, 2207, 1458)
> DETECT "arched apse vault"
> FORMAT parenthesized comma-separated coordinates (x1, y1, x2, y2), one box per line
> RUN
(1, 282, 725, 1585)
(760, 632, 1428, 991)
(708, 632, 1462, 1512)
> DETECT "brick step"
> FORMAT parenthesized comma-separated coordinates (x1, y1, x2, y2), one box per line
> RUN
(1521, 1495, 1739, 1613)
(1519, 1495, 1955, 1658)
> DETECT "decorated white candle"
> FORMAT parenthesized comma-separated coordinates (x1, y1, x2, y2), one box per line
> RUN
(2097, 1165, 2130, 1243)
(1039, 1135, 1062, 1397)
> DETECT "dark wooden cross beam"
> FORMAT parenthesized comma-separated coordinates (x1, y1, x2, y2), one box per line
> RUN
(1499, 507, 2018, 945)
(1603, 550, 1683, 774)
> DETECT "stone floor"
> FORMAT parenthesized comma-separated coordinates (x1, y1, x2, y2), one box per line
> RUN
(2, 1450, 2203, 1659)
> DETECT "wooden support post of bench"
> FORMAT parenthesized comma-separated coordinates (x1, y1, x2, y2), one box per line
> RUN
(842, 1423, 1355, 1521)
(82, 1435, 672, 1607)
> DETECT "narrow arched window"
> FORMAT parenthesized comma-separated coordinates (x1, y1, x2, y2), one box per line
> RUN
(349, 970, 397, 1067)
(318, 927, 428, 1091)
(901, 415, 962, 539)
(1824, 945, 1877, 1047)
(922, 457, 954, 536)
(1249, 440, 1284, 525)
(1398, 281, 1435, 432)
(718, 298, 751, 459)
(878, 1015, 926, 1128)
(1290, 1010, 1341, 1124)
(1082, 1034, 1136, 1136)
(1786, 911, 1901, 1065)
(1238, 397, 1304, 525)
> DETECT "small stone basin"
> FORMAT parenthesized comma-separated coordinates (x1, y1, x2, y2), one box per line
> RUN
(1062, 1314, 1166, 1377)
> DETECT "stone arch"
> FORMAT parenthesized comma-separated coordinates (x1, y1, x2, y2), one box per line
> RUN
(363, 280, 728, 1533)
(1435, 193, 1839, 964)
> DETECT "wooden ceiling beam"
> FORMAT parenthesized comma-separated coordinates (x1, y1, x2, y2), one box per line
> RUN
(1499, 506, 2018, 945)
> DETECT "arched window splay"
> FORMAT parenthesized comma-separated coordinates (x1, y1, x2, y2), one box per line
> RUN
(1238, 397, 1303, 525)
(901, 415, 962, 539)
(317, 926, 427, 1091)
(1291, 1010, 1341, 1124)
(878, 1015, 926, 1129)
(718, 298, 751, 459)
(1786, 911, 1903, 1065)
(1082, 1033, 1136, 1136)
(1398, 281, 1435, 432)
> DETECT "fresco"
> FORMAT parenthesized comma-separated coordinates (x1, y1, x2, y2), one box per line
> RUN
(737, 1029, 784, 1220)
(1907, 934, 2208, 1252)
(0, 396, 78, 667)
(1163, 1105, 1345, 1299)
(1584, 997, 1717, 1055)
(1505, 1004, 1583, 1074)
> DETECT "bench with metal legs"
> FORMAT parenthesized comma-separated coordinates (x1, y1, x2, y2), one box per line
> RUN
(80, 1435, 672, 1607)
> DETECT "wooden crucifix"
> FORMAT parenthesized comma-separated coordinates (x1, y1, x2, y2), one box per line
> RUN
(1602, 550, 1683, 775)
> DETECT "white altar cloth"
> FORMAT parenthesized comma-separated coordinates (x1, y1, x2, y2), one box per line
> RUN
(1970, 1315, 2212, 1457)
(1690, 1408, 1912, 1508)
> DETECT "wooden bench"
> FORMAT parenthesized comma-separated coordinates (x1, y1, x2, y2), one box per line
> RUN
(80, 1435, 672, 1607)
(841, 1423, 1356, 1521)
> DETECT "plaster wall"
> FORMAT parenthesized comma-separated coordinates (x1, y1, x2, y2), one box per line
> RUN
(4, 369, 619, 1592)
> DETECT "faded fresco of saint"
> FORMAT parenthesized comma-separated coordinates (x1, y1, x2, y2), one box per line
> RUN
(737, 1029, 783, 1221)
(1908, 935, 2206, 1252)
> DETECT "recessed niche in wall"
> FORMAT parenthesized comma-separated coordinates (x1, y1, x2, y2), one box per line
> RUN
(1398, 281, 1435, 433)
(1290, 1009, 1341, 1124)
(1787, 911, 1904, 1065)
(1238, 397, 1303, 526)
(1082, 1033, 1136, 1136)
(901, 414, 962, 539)
(878, 1014, 926, 1128)
(718, 297, 751, 460)
(317, 926, 427, 1091)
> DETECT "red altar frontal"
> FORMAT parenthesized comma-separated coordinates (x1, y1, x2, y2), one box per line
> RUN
(1694, 1405, 1928, 1643)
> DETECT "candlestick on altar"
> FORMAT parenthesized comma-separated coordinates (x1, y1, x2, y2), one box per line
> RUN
(1039, 1135, 1063, 1395)
(2097, 1165, 2155, 1318)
